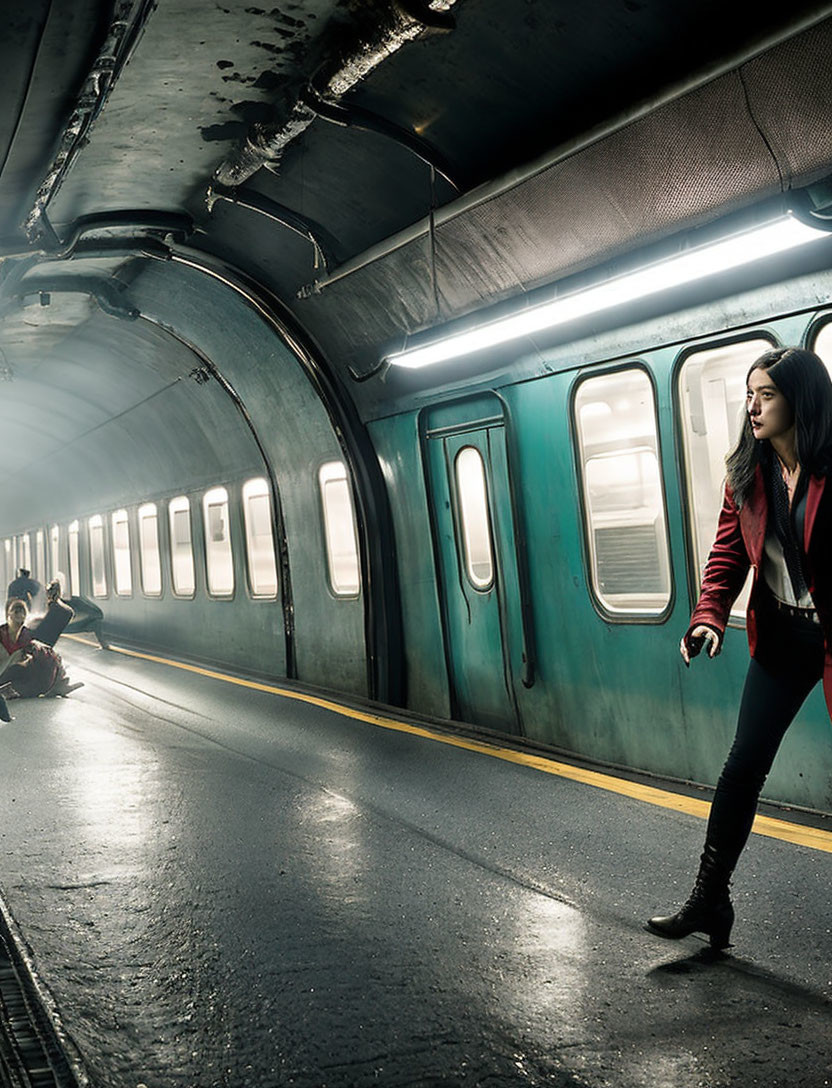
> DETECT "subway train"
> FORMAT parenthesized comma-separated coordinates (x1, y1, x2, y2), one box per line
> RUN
(2, 1, 832, 816)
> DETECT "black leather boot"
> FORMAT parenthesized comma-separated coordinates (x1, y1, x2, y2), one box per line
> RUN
(646, 844, 734, 950)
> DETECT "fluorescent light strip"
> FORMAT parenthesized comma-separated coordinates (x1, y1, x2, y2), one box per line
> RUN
(387, 215, 829, 369)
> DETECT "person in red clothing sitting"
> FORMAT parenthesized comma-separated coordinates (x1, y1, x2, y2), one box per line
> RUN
(646, 347, 832, 950)
(0, 598, 82, 702)
(0, 598, 34, 658)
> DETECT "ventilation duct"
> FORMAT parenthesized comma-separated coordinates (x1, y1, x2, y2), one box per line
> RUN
(213, 0, 457, 188)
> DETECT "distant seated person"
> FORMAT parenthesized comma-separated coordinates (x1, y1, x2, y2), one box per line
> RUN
(6, 568, 42, 610)
(0, 598, 82, 701)
(28, 577, 75, 647)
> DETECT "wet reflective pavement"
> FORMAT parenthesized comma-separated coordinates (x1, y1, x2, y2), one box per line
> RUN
(0, 640, 831, 1087)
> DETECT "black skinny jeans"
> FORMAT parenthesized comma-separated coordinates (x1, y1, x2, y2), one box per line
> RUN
(705, 603, 826, 872)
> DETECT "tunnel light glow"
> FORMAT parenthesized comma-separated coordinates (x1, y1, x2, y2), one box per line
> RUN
(386, 215, 829, 369)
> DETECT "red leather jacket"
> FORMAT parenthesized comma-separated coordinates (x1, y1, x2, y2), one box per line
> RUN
(689, 465, 832, 710)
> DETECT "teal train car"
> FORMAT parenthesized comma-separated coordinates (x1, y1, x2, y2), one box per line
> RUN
(369, 270, 832, 812)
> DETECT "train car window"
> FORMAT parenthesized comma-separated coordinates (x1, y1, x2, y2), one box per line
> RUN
(49, 525, 60, 582)
(318, 461, 360, 597)
(88, 514, 107, 598)
(808, 322, 832, 377)
(18, 534, 31, 574)
(35, 530, 45, 582)
(242, 477, 278, 598)
(454, 446, 494, 590)
(574, 368, 671, 615)
(111, 509, 133, 596)
(168, 496, 195, 596)
(678, 338, 770, 617)
(203, 486, 234, 597)
(137, 503, 162, 596)
(3, 539, 11, 590)
(68, 521, 80, 596)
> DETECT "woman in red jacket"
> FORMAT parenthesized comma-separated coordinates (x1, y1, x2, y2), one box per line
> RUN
(647, 346, 832, 950)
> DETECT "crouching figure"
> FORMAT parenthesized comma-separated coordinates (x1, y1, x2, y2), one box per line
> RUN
(0, 598, 83, 710)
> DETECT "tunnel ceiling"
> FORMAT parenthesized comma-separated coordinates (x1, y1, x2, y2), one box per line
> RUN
(3, 0, 832, 473)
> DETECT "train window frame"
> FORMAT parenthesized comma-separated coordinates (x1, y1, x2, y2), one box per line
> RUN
(137, 502, 163, 597)
(318, 460, 361, 598)
(453, 445, 495, 591)
(805, 315, 832, 378)
(18, 533, 31, 575)
(202, 486, 235, 599)
(111, 509, 133, 597)
(168, 495, 196, 598)
(68, 520, 80, 596)
(88, 514, 108, 598)
(241, 477, 279, 599)
(571, 361, 674, 622)
(674, 331, 778, 622)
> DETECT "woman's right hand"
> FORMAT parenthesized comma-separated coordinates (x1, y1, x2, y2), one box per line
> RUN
(680, 625, 721, 665)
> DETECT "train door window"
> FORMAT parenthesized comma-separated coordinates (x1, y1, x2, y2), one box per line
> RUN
(169, 496, 195, 596)
(3, 540, 11, 590)
(88, 515, 107, 597)
(35, 530, 45, 581)
(678, 338, 771, 617)
(137, 503, 162, 596)
(111, 509, 133, 596)
(49, 525, 60, 582)
(318, 461, 360, 597)
(454, 446, 494, 589)
(203, 486, 234, 597)
(808, 322, 832, 377)
(68, 521, 80, 596)
(574, 367, 671, 615)
(242, 477, 278, 598)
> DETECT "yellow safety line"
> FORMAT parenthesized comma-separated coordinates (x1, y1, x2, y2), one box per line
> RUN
(69, 637, 832, 854)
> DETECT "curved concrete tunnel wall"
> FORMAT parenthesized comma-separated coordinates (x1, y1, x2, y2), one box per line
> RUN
(0, 312, 261, 515)
(0, 257, 368, 696)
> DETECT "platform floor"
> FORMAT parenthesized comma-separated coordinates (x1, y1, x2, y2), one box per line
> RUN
(0, 639, 831, 1088)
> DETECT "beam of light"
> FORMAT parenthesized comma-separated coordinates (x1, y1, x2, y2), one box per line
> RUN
(386, 215, 829, 369)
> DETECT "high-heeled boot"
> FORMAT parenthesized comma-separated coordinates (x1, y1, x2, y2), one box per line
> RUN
(646, 843, 734, 949)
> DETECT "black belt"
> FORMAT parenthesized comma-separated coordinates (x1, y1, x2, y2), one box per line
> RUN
(769, 596, 821, 625)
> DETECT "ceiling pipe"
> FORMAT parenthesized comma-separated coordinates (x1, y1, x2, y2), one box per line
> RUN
(23, 0, 158, 244)
(212, 0, 458, 189)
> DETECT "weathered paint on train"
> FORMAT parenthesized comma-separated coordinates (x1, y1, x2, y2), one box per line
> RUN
(369, 273, 832, 812)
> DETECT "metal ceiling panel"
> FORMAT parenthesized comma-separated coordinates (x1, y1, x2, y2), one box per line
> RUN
(287, 17, 832, 377)
(46, 0, 344, 229)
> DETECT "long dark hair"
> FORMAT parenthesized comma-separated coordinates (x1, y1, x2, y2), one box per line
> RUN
(726, 346, 832, 507)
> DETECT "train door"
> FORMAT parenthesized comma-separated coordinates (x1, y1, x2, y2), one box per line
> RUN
(422, 394, 533, 735)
